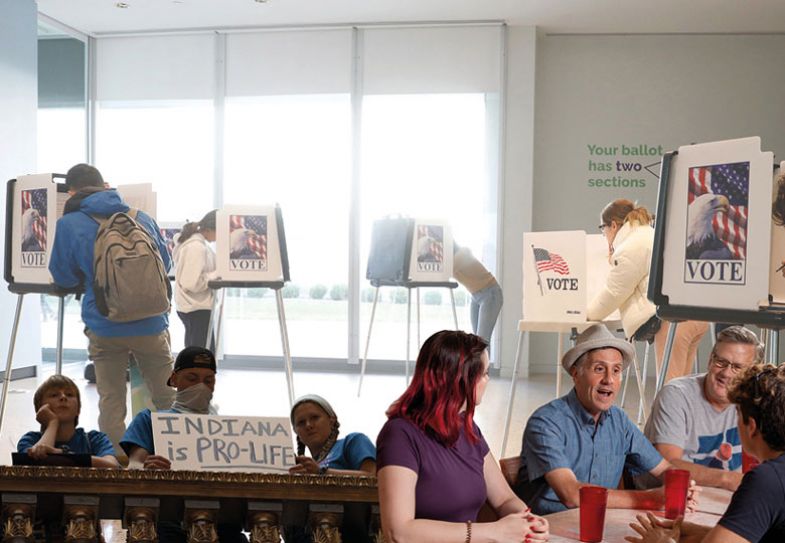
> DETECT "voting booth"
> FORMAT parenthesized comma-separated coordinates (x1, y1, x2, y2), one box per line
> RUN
(358, 217, 458, 395)
(649, 137, 785, 385)
(210, 205, 295, 408)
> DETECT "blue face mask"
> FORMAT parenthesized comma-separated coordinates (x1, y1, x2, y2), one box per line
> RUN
(172, 383, 213, 414)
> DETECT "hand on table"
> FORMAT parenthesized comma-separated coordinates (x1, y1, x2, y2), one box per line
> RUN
(492, 511, 549, 543)
(686, 480, 701, 513)
(26, 443, 63, 460)
(626, 512, 681, 543)
(142, 454, 171, 470)
(288, 456, 321, 475)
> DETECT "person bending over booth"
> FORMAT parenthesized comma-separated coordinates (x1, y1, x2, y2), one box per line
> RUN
(628, 363, 785, 543)
(377, 330, 549, 543)
(515, 324, 698, 515)
(17, 375, 119, 468)
(587, 198, 708, 382)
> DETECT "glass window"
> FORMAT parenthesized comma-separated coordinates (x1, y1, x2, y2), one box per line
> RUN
(359, 94, 498, 360)
(222, 94, 351, 359)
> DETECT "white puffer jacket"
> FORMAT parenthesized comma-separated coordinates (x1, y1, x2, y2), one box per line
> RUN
(172, 232, 216, 313)
(587, 222, 656, 338)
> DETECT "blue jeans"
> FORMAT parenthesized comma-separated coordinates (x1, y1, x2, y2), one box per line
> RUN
(470, 283, 503, 344)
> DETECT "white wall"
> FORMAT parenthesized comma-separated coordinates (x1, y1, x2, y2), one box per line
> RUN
(0, 0, 43, 374)
(525, 34, 785, 374)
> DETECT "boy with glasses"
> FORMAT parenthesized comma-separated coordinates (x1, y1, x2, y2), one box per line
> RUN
(641, 326, 762, 491)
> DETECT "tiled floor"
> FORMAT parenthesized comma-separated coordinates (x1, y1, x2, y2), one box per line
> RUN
(0, 362, 654, 463)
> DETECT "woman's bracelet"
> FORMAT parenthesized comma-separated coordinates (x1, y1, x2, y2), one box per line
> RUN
(464, 520, 471, 543)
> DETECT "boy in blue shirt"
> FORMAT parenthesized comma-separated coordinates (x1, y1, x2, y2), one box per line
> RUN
(17, 375, 119, 468)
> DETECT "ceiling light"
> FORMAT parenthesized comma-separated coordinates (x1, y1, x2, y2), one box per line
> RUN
(115, 2, 129, 7)
(254, 0, 269, 3)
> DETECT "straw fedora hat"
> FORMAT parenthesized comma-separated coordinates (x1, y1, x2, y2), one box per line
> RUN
(561, 324, 634, 372)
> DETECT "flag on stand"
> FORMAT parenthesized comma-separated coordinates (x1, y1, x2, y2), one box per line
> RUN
(21, 188, 47, 251)
(688, 162, 748, 259)
(532, 247, 569, 275)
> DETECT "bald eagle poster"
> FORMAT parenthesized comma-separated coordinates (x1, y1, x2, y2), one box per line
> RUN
(215, 206, 283, 282)
(408, 220, 453, 283)
(660, 137, 772, 310)
(9, 173, 68, 285)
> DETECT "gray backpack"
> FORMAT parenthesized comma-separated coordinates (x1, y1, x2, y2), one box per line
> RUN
(91, 209, 171, 322)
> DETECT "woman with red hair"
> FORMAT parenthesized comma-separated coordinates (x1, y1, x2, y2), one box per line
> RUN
(377, 330, 549, 543)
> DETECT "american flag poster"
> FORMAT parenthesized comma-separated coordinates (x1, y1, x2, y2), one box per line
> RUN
(416, 224, 444, 273)
(160, 227, 180, 260)
(532, 247, 570, 275)
(20, 188, 48, 267)
(685, 161, 749, 285)
(229, 214, 268, 271)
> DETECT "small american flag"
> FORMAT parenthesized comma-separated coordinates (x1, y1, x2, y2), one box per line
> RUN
(689, 162, 748, 259)
(533, 247, 570, 275)
(417, 225, 444, 263)
(230, 214, 267, 260)
(21, 188, 47, 252)
(160, 228, 178, 258)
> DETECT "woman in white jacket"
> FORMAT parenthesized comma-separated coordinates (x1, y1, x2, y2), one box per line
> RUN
(587, 199, 708, 382)
(173, 210, 217, 350)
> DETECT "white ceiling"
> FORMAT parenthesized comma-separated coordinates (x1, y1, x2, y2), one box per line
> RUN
(36, 0, 785, 36)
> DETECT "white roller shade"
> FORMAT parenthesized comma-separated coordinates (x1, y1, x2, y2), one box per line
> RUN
(362, 25, 502, 94)
(96, 34, 215, 101)
(226, 29, 352, 96)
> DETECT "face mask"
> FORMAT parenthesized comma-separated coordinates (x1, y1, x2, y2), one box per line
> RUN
(172, 383, 213, 414)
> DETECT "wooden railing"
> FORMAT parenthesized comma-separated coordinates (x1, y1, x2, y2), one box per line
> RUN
(0, 466, 380, 543)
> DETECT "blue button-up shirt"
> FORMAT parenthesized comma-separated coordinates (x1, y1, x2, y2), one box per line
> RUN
(516, 388, 663, 515)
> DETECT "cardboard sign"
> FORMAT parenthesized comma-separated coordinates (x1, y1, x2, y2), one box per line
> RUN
(152, 413, 296, 473)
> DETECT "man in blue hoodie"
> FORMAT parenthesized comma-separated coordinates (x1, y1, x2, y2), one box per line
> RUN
(49, 164, 175, 453)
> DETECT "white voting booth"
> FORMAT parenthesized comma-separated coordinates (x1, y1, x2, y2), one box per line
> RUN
(500, 230, 644, 456)
(210, 205, 295, 408)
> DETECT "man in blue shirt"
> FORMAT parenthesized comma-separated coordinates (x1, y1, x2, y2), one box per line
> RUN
(49, 164, 175, 452)
(516, 324, 684, 515)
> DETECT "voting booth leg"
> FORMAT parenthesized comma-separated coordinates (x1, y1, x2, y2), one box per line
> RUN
(416, 288, 421, 350)
(500, 330, 526, 457)
(357, 287, 381, 397)
(449, 289, 458, 330)
(637, 342, 651, 425)
(215, 290, 227, 355)
(0, 294, 25, 437)
(405, 290, 412, 384)
(766, 329, 780, 364)
(274, 289, 295, 409)
(655, 322, 678, 394)
(620, 364, 632, 408)
(204, 290, 218, 350)
(630, 344, 648, 424)
(55, 295, 66, 376)
(555, 333, 562, 397)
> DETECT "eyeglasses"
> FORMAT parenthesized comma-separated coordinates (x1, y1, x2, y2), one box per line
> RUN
(710, 353, 747, 374)
(598, 224, 609, 232)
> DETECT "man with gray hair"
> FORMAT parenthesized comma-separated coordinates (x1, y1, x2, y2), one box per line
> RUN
(515, 324, 691, 515)
(642, 325, 763, 491)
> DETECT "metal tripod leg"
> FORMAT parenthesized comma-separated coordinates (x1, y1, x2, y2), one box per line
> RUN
(555, 332, 564, 397)
(0, 294, 25, 438)
(214, 289, 226, 355)
(656, 322, 678, 394)
(55, 295, 65, 375)
(275, 289, 295, 409)
(500, 330, 525, 457)
(620, 364, 632, 408)
(405, 289, 412, 384)
(637, 342, 651, 425)
(204, 288, 219, 349)
(449, 289, 459, 330)
(357, 287, 380, 397)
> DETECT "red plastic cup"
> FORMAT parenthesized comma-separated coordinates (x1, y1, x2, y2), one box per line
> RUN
(579, 485, 608, 543)
(742, 451, 760, 473)
(664, 469, 690, 520)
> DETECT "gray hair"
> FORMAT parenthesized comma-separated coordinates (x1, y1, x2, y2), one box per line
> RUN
(712, 326, 764, 362)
